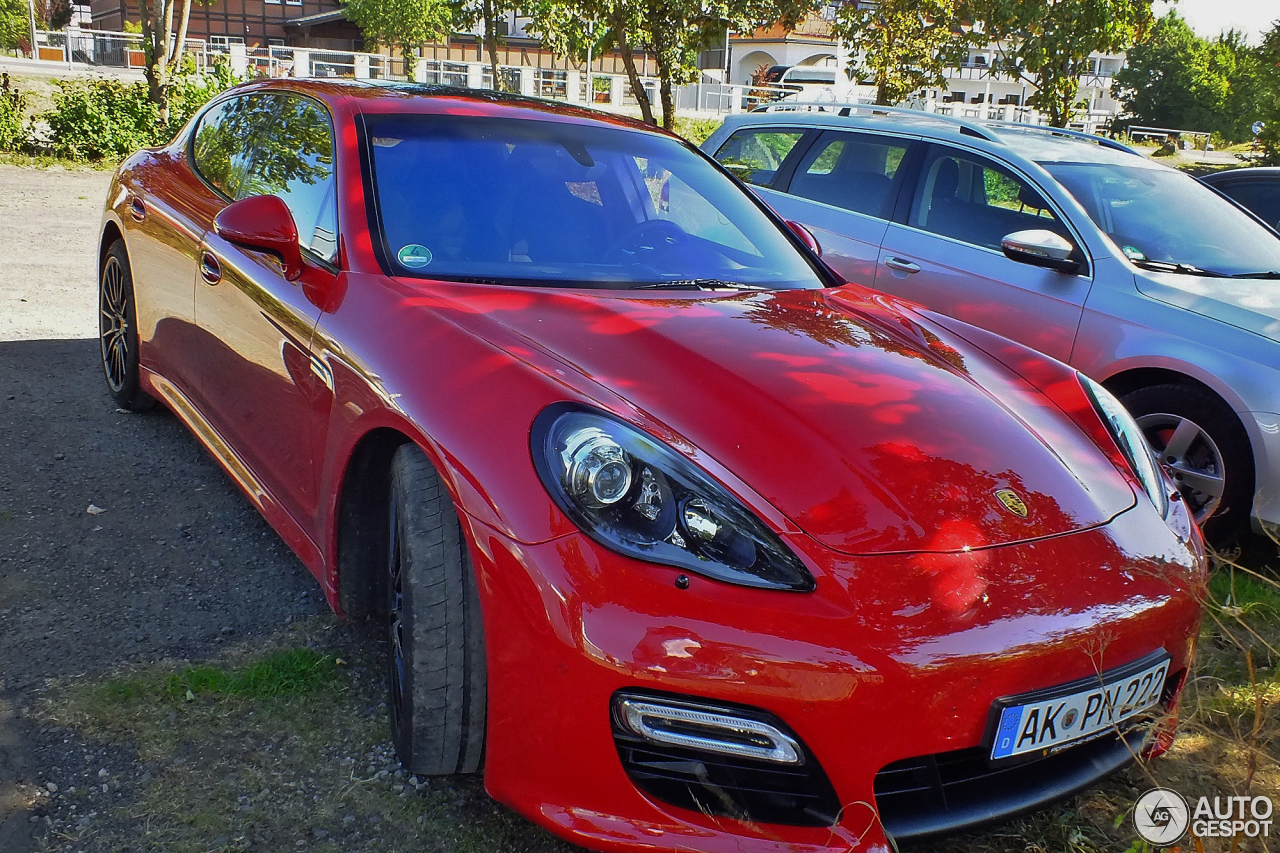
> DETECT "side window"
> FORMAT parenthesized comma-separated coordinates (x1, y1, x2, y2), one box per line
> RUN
(909, 146, 1070, 252)
(238, 94, 338, 262)
(787, 131, 908, 218)
(712, 128, 805, 187)
(192, 95, 268, 198)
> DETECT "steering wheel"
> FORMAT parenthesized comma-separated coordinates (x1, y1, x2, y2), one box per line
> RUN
(604, 220, 691, 264)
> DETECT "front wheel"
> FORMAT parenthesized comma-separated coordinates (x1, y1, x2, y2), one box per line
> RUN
(99, 241, 154, 412)
(1120, 383, 1254, 546)
(386, 444, 487, 775)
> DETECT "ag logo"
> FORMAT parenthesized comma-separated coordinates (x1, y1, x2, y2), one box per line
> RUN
(994, 488, 1028, 518)
(1134, 788, 1190, 845)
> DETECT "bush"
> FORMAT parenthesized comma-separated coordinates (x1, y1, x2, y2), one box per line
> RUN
(0, 73, 26, 151)
(42, 77, 161, 160)
(42, 59, 238, 162)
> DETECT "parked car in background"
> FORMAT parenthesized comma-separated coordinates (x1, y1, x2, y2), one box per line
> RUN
(100, 80, 1205, 853)
(704, 105, 1280, 544)
(1201, 167, 1280, 233)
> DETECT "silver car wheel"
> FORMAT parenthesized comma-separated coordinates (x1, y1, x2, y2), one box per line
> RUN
(1135, 413, 1225, 522)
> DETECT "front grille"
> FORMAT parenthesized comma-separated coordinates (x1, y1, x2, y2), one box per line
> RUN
(875, 723, 1147, 842)
(612, 695, 840, 827)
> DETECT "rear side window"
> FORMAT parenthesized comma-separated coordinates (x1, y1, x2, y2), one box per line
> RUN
(1218, 180, 1280, 232)
(713, 128, 804, 187)
(909, 146, 1070, 252)
(787, 131, 908, 218)
(238, 94, 338, 262)
(192, 95, 269, 198)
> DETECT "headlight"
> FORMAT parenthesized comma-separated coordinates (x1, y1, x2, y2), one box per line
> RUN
(531, 405, 815, 591)
(1079, 375, 1169, 517)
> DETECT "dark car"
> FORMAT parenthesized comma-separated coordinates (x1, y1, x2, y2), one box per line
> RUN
(1201, 167, 1280, 233)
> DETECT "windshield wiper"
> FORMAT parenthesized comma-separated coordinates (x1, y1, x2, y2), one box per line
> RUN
(635, 279, 767, 291)
(1229, 270, 1280, 279)
(1129, 258, 1228, 277)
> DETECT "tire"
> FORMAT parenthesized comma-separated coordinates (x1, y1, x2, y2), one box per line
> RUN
(1120, 383, 1254, 546)
(99, 241, 155, 412)
(386, 444, 487, 775)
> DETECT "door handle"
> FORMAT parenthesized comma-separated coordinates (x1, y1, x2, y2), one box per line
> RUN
(129, 197, 146, 222)
(199, 251, 222, 285)
(883, 256, 921, 274)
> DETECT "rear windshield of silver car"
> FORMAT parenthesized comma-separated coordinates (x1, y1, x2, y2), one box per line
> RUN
(1043, 161, 1280, 278)
(362, 114, 826, 289)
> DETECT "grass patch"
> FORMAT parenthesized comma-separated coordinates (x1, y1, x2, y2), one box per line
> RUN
(0, 151, 116, 170)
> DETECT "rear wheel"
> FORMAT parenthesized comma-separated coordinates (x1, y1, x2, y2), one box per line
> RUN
(99, 241, 154, 412)
(1120, 383, 1253, 545)
(386, 444, 486, 775)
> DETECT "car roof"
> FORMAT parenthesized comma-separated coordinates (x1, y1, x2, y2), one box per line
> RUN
(1201, 167, 1280, 184)
(717, 105, 1159, 169)
(215, 78, 669, 136)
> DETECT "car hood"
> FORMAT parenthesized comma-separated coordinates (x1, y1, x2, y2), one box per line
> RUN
(1135, 271, 1280, 342)
(435, 284, 1136, 555)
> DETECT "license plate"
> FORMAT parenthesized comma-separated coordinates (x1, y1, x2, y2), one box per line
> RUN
(988, 653, 1169, 763)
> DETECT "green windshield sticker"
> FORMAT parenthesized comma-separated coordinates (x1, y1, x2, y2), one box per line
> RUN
(397, 244, 432, 269)
(1122, 245, 1146, 261)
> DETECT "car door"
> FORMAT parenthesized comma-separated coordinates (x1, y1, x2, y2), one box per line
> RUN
(767, 130, 916, 285)
(874, 144, 1092, 363)
(191, 91, 340, 532)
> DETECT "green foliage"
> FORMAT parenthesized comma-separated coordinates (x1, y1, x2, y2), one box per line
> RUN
(41, 61, 238, 161)
(0, 74, 26, 151)
(341, 0, 454, 64)
(528, 0, 817, 129)
(1113, 12, 1264, 143)
(0, 0, 28, 50)
(671, 115, 720, 144)
(962, 0, 1154, 127)
(833, 0, 968, 106)
(1259, 23, 1280, 166)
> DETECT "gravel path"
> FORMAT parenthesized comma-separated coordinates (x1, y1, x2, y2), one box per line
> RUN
(0, 164, 328, 851)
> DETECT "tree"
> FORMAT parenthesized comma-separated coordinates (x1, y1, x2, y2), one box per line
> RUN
(1112, 12, 1262, 142)
(452, 0, 516, 91)
(0, 0, 29, 50)
(342, 0, 454, 66)
(1259, 20, 1280, 165)
(530, 0, 816, 130)
(963, 0, 1155, 127)
(134, 0, 197, 122)
(527, 0, 657, 124)
(832, 0, 969, 106)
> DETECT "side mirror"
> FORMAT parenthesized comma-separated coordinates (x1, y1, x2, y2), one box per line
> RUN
(1001, 229, 1079, 275)
(785, 220, 822, 256)
(214, 195, 303, 281)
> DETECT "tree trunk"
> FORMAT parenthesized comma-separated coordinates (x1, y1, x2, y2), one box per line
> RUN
(659, 73, 674, 129)
(876, 78, 891, 106)
(483, 0, 501, 91)
(613, 11, 654, 125)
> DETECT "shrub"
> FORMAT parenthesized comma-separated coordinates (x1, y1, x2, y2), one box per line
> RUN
(42, 77, 161, 160)
(41, 59, 239, 162)
(0, 73, 26, 151)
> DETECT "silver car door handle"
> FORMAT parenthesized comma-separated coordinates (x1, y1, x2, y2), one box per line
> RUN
(199, 250, 222, 285)
(884, 257, 921, 274)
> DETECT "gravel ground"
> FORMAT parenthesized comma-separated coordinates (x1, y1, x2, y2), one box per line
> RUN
(0, 165, 328, 849)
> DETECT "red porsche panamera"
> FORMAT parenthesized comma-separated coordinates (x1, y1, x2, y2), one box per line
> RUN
(98, 80, 1205, 852)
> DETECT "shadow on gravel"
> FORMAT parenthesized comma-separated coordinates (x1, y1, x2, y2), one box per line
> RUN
(0, 337, 328, 851)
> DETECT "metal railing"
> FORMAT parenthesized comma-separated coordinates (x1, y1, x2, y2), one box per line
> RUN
(20, 30, 1125, 130)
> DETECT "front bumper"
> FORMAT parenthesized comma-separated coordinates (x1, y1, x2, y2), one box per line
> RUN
(464, 504, 1205, 853)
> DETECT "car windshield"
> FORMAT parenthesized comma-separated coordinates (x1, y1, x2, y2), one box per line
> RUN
(364, 114, 826, 289)
(1042, 162, 1280, 277)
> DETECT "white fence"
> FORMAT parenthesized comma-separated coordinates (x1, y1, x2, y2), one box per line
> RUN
(22, 30, 1116, 130)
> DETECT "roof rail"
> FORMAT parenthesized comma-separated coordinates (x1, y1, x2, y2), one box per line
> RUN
(982, 121, 1140, 156)
(750, 101, 1000, 142)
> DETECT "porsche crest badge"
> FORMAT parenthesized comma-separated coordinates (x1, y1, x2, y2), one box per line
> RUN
(995, 488, 1028, 518)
